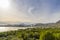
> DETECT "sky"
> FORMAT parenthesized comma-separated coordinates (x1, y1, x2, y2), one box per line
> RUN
(0, 0, 60, 23)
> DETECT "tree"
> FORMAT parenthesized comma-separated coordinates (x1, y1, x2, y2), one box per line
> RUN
(43, 32, 55, 40)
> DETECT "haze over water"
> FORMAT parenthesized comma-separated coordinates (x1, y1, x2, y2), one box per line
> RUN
(0, 27, 33, 32)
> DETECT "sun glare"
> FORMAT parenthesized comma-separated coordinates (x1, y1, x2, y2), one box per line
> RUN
(0, 0, 10, 9)
(0, 27, 6, 32)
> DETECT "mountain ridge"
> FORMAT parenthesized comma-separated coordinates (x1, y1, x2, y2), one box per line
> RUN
(0, 20, 60, 27)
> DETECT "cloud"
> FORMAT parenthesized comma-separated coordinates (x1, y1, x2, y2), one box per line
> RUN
(28, 7, 36, 18)
(0, 0, 60, 23)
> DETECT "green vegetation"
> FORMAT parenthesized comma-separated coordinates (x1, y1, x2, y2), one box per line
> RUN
(0, 28, 60, 40)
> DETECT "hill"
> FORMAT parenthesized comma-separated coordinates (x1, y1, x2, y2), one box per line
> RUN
(0, 20, 60, 27)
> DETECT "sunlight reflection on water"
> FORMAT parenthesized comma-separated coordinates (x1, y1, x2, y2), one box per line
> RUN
(0, 27, 33, 32)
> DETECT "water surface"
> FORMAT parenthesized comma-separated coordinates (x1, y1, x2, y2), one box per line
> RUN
(0, 27, 33, 32)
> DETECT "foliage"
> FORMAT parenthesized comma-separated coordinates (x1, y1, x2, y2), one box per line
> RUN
(0, 28, 60, 40)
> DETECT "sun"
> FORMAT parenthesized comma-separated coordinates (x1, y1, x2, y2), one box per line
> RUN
(0, 0, 10, 9)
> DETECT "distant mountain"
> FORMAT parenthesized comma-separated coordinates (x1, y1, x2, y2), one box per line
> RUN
(0, 20, 60, 27)
(56, 20, 60, 23)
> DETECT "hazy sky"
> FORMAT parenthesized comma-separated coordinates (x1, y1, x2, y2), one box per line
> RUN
(0, 0, 60, 23)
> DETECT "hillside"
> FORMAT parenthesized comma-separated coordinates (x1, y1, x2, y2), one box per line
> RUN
(0, 21, 60, 40)
(0, 28, 60, 40)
